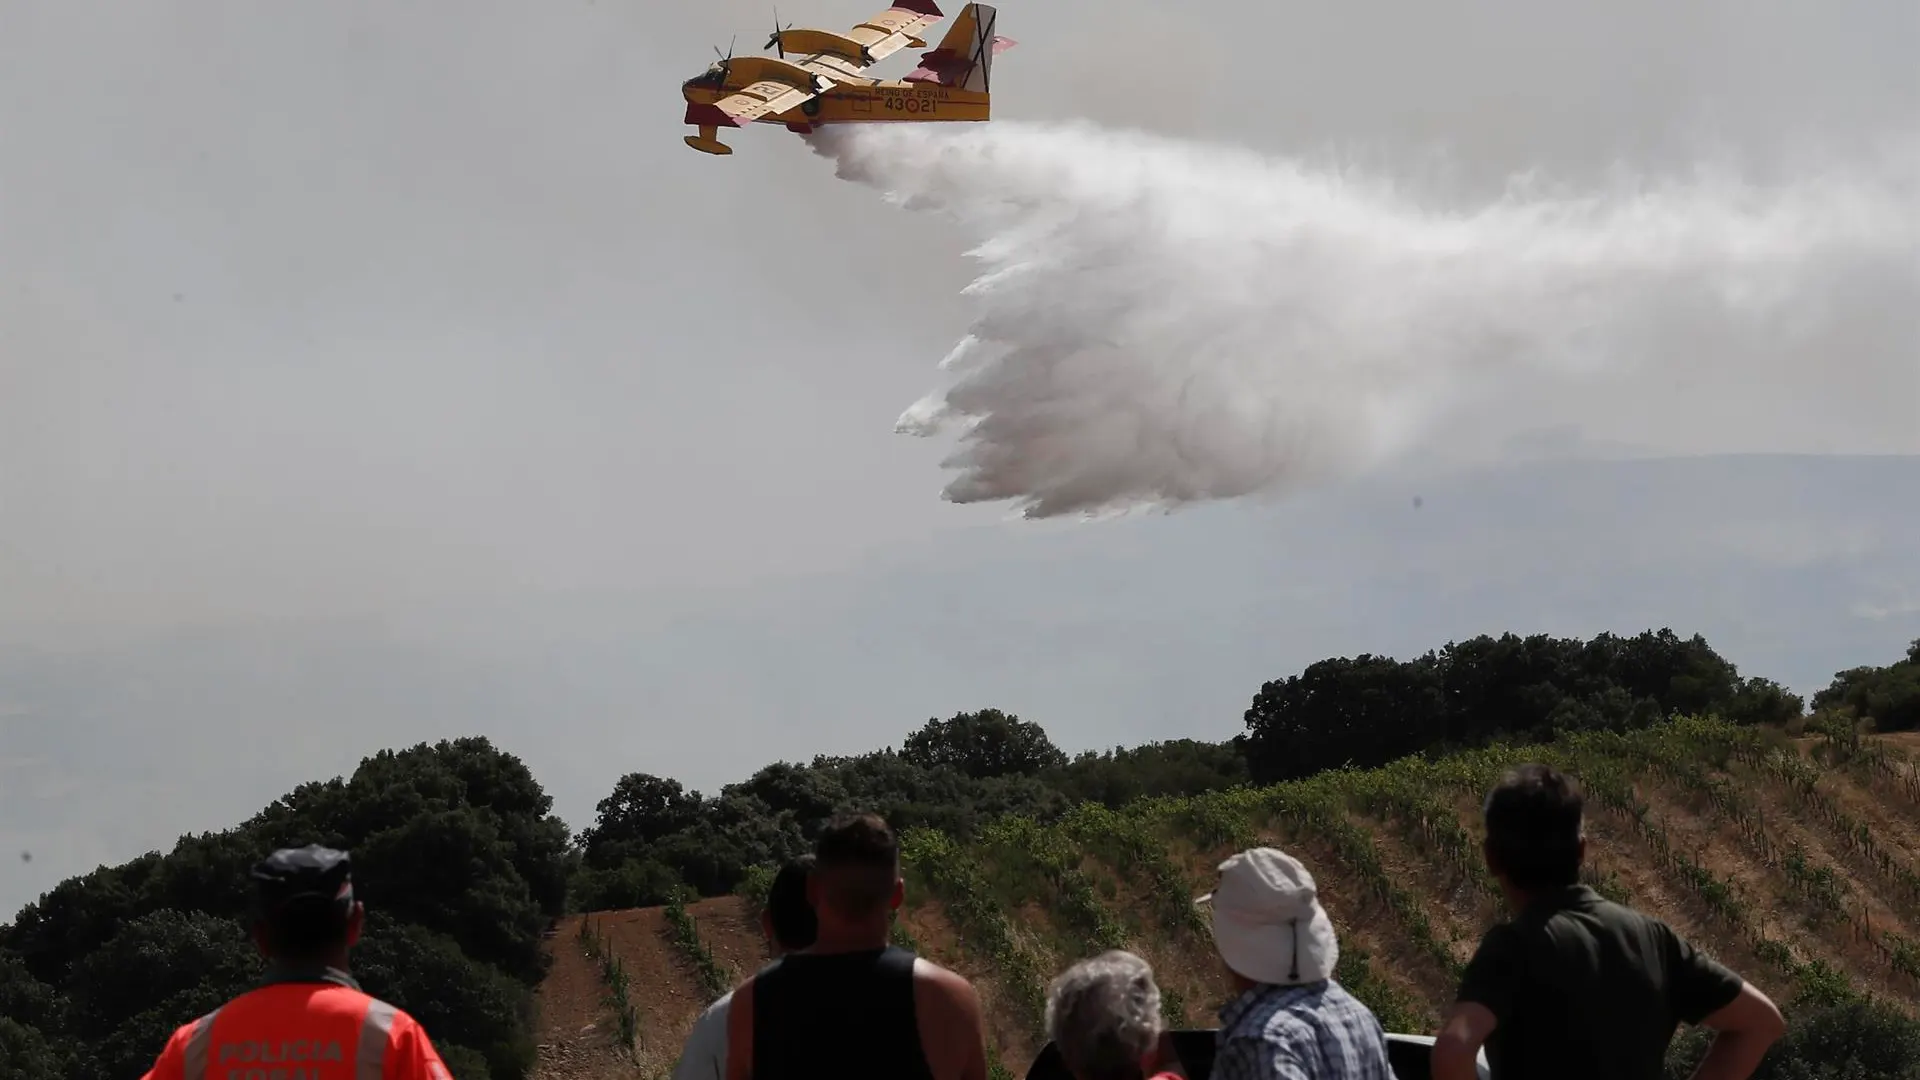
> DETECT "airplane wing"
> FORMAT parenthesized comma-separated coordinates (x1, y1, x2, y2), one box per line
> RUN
(845, 1, 946, 65)
(697, 78, 823, 127)
(688, 3, 946, 129)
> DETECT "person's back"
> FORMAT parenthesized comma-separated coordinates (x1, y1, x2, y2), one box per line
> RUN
(1434, 765, 1783, 1080)
(723, 814, 987, 1080)
(748, 946, 933, 1079)
(1218, 979, 1394, 1080)
(1198, 847, 1396, 1080)
(140, 845, 451, 1080)
(673, 856, 821, 1080)
(147, 971, 443, 1078)
(1460, 884, 1745, 1079)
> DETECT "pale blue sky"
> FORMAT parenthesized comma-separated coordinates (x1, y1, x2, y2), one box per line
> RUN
(1, 0, 1915, 916)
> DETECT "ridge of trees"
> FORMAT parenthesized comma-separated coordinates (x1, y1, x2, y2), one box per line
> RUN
(0, 737, 568, 1080)
(5, 628, 1917, 1079)
(1810, 637, 1920, 734)
(570, 629, 1809, 908)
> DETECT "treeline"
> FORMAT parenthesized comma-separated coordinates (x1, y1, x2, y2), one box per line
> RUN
(0, 738, 570, 1080)
(570, 628, 1815, 908)
(6, 629, 1914, 1079)
(1238, 627, 1809, 783)
(1811, 637, 1920, 734)
(567, 710, 1249, 910)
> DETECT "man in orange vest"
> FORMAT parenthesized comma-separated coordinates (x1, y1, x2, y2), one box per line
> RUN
(140, 843, 454, 1079)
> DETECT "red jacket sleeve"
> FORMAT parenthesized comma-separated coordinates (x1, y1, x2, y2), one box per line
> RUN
(384, 1011, 456, 1079)
(138, 1021, 192, 1080)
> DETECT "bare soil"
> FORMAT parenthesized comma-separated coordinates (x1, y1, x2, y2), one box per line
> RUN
(529, 916, 643, 1080)
(1351, 811, 1498, 967)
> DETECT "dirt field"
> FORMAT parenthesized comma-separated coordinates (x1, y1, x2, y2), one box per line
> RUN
(531, 897, 771, 1080)
(529, 915, 636, 1080)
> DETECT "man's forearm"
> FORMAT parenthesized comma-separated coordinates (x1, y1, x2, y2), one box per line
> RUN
(1687, 1031, 1775, 1080)
(1431, 1039, 1482, 1080)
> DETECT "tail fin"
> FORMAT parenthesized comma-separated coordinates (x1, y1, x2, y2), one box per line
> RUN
(905, 3, 1014, 92)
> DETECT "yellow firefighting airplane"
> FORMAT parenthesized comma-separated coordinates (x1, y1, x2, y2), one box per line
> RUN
(680, 1, 1013, 155)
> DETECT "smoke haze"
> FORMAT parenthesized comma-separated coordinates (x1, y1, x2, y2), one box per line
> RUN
(809, 122, 1920, 518)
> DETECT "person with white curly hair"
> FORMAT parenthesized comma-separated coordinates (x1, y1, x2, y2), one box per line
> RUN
(1044, 950, 1184, 1080)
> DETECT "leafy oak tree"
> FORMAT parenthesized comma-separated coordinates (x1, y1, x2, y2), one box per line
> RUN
(0, 737, 567, 1079)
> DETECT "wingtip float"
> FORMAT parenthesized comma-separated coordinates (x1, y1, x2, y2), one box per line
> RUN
(681, 2, 1016, 156)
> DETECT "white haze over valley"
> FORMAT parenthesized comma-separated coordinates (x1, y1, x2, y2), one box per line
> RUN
(1, 0, 1915, 914)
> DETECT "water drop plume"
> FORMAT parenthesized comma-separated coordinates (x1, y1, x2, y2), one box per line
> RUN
(806, 120, 1919, 519)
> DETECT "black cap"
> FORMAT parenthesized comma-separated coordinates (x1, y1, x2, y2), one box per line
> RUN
(250, 844, 355, 921)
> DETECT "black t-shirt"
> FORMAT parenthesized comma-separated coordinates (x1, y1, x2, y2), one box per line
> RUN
(1456, 885, 1744, 1080)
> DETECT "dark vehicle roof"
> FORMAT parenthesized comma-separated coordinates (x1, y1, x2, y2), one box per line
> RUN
(1023, 1028, 1459, 1080)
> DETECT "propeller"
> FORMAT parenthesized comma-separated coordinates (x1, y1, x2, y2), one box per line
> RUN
(711, 34, 737, 76)
(765, 6, 793, 57)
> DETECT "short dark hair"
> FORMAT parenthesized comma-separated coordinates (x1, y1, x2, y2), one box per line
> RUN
(249, 844, 356, 960)
(261, 898, 353, 958)
(1483, 764, 1586, 890)
(813, 813, 900, 918)
(765, 854, 818, 950)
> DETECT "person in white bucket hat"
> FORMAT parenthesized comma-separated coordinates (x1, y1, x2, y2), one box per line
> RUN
(1196, 847, 1394, 1080)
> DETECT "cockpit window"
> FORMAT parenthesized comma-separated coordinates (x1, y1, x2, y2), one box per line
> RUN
(683, 64, 726, 90)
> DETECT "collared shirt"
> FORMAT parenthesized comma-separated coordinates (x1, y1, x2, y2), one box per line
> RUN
(1456, 884, 1743, 1080)
(1211, 979, 1395, 1080)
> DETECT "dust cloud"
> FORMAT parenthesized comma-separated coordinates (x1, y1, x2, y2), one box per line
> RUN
(807, 121, 1920, 519)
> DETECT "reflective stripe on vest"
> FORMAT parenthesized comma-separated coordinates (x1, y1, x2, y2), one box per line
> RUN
(190, 994, 402, 1078)
(183, 1010, 221, 1078)
(356, 998, 400, 1079)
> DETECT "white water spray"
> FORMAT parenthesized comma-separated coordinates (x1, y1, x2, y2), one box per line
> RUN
(807, 121, 1920, 519)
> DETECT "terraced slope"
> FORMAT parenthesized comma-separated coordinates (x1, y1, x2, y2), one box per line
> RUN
(534, 718, 1920, 1078)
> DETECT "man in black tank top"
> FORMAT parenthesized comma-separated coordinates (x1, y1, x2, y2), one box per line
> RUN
(725, 813, 990, 1080)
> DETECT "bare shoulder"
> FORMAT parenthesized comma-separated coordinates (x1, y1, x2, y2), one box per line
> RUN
(911, 957, 987, 1080)
(912, 957, 981, 1004)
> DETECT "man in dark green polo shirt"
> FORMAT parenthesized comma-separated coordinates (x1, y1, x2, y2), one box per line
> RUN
(1432, 763, 1785, 1080)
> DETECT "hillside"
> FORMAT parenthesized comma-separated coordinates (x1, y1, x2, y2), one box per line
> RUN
(5, 629, 1917, 1079)
(531, 717, 1920, 1079)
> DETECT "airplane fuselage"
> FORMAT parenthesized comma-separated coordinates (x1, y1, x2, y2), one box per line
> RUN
(677, 2, 1007, 155)
(681, 77, 989, 130)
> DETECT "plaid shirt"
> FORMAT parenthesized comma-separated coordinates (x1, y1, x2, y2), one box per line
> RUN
(1212, 980, 1395, 1080)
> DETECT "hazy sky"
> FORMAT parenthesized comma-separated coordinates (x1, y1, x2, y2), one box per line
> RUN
(2, 0, 1916, 915)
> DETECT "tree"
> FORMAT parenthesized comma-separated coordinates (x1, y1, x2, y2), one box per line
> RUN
(0, 1018, 64, 1080)
(722, 763, 851, 835)
(579, 773, 705, 867)
(1, 735, 565, 1080)
(1052, 739, 1249, 808)
(1724, 677, 1806, 728)
(1239, 630, 1759, 783)
(63, 911, 257, 1047)
(354, 808, 549, 984)
(1664, 997, 1920, 1079)
(1241, 654, 1446, 784)
(1813, 642, 1920, 733)
(353, 915, 534, 1079)
(899, 709, 1068, 779)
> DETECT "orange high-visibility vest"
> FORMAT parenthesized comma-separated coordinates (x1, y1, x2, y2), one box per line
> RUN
(140, 971, 452, 1080)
